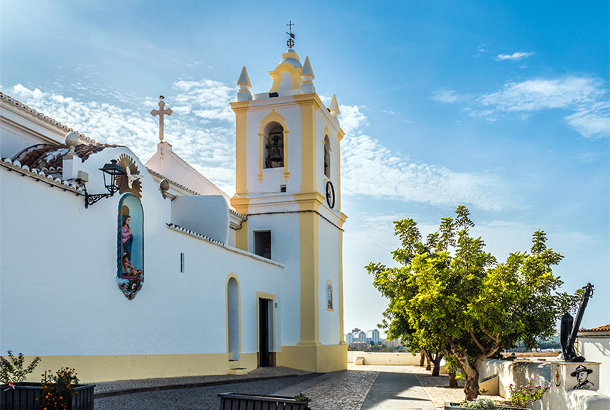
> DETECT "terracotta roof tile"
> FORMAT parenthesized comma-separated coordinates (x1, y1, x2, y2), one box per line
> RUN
(11, 143, 122, 174)
(580, 324, 610, 332)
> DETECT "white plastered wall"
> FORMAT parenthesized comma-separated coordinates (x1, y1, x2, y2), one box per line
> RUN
(0, 146, 285, 359)
(245, 212, 300, 347)
(579, 336, 610, 396)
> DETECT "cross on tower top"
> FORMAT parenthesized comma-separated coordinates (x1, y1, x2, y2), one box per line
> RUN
(286, 21, 295, 49)
(151, 96, 172, 142)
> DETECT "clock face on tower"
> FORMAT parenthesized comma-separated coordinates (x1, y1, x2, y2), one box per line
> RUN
(326, 181, 335, 209)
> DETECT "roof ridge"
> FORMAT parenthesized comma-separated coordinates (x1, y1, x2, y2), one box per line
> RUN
(0, 91, 97, 144)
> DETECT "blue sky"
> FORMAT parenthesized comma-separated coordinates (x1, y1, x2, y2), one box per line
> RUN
(2, 0, 608, 333)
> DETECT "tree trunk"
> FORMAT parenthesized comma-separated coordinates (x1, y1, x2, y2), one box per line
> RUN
(448, 371, 458, 387)
(464, 370, 480, 401)
(420, 350, 425, 367)
(423, 350, 432, 371)
(431, 354, 443, 377)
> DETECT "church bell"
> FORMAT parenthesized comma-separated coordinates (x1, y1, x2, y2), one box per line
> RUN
(267, 134, 284, 163)
(269, 147, 283, 163)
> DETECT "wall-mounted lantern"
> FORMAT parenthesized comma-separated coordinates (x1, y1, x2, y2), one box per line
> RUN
(80, 159, 126, 208)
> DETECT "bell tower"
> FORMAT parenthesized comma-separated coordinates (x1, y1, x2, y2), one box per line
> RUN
(230, 30, 347, 372)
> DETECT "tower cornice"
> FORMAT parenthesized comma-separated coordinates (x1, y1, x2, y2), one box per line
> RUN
(230, 101, 251, 113)
(293, 93, 322, 111)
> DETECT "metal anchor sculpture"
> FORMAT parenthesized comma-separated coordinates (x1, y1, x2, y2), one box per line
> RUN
(560, 282, 594, 362)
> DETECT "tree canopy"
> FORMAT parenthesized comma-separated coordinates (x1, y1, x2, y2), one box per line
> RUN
(368, 205, 578, 400)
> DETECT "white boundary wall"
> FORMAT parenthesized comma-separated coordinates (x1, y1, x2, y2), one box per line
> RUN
(347, 351, 421, 365)
(479, 359, 610, 410)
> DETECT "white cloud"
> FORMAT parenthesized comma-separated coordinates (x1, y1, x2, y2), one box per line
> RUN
(340, 105, 513, 211)
(496, 51, 535, 61)
(565, 101, 610, 139)
(474, 77, 609, 138)
(478, 77, 604, 112)
(338, 104, 368, 136)
(431, 89, 460, 104)
(7, 80, 237, 194)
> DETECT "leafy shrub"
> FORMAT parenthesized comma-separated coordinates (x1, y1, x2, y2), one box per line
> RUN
(460, 398, 496, 408)
(0, 350, 41, 383)
(41, 367, 80, 410)
(508, 378, 550, 408)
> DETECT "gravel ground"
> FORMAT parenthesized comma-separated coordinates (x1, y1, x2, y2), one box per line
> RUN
(408, 365, 508, 409)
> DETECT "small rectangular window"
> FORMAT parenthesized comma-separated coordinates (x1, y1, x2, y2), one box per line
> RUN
(280, 185, 286, 192)
(180, 252, 185, 273)
(254, 231, 272, 259)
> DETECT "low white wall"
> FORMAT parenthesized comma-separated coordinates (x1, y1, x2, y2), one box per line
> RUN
(347, 351, 420, 365)
(480, 359, 610, 410)
(579, 337, 610, 397)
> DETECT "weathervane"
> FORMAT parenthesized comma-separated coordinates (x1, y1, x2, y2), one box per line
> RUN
(286, 21, 295, 49)
(151, 96, 172, 142)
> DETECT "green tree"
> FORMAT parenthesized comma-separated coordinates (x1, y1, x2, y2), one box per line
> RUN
(368, 205, 578, 401)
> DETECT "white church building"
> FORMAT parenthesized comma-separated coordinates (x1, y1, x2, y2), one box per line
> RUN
(0, 44, 348, 382)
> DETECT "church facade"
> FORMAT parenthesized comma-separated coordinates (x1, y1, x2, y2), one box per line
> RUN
(0, 45, 347, 382)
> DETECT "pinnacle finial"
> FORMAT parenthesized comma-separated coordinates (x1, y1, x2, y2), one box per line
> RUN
(286, 21, 295, 49)
(302, 56, 315, 78)
(330, 94, 341, 117)
(237, 66, 252, 88)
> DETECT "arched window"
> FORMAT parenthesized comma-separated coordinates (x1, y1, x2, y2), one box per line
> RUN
(264, 122, 284, 169)
(117, 193, 144, 300)
(323, 135, 331, 179)
(227, 276, 240, 361)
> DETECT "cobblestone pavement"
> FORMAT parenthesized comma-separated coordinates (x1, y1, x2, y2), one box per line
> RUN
(94, 365, 436, 410)
(95, 374, 315, 410)
(94, 366, 310, 395)
(301, 370, 378, 410)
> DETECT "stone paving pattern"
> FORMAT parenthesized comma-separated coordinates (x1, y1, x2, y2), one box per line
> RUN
(95, 375, 314, 410)
(94, 366, 310, 395)
(93, 364, 510, 409)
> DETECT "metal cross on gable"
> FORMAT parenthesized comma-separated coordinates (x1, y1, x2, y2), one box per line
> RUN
(286, 21, 295, 49)
(151, 96, 172, 142)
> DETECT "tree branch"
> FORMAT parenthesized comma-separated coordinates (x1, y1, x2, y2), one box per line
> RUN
(481, 328, 500, 343)
(469, 329, 486, 353)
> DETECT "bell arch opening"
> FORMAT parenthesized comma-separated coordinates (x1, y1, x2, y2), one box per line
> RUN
(323, 135, 331, 179)
(263, 122, 285, 169)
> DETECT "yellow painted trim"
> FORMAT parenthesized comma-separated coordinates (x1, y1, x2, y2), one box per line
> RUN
(294, 192, 325, 211)
(256, 291, 277, 357)
(17, 353, 259, 383)
(269, 63, 302, 92)
(296, 207, 320, 346)
(231, 101, 250, 198)
(226, 273, 242, 361)
(279, 344, 347, 373)
(268, 51, 303, 92)
(230, 197, 250, 251)
(257, 110, 290, 184)
(258, 132, 264, 183)
(338, 215, 346, 344)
